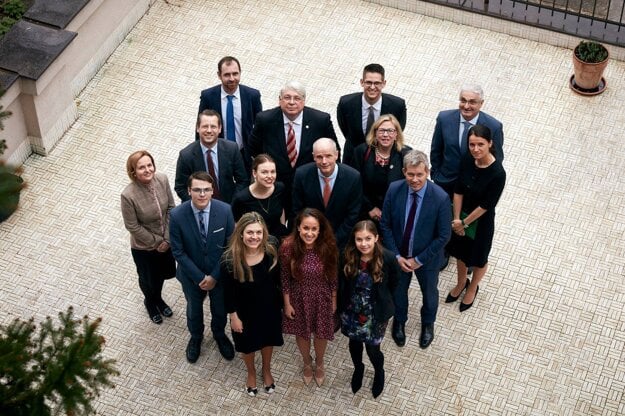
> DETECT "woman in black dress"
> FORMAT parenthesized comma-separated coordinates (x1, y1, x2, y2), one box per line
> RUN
(445, 125, 506, 312)
(231, 154, 288, 239)
(351, 114, 411, 223)
(339, 220, 398, 398)
(221, 212, 284, 396)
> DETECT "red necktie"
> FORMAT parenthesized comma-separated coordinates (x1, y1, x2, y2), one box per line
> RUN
(322, 177, 332, 207)
(286, 122, 297, 168)
(206, 150, 221, 200)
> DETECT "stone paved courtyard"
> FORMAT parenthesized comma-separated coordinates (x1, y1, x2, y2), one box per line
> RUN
(1, 0, 625, 414)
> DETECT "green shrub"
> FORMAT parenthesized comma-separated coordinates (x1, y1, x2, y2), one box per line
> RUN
(2, 0, 26, 19)
(0, 15, 16, 36)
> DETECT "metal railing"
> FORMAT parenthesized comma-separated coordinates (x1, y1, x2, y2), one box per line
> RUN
(427, 0, 625, 46)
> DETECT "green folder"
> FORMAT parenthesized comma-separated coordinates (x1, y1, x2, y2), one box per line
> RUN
(460, 211, 477, 240)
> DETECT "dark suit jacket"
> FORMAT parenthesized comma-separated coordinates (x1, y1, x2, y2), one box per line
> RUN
(338, 247, 399, 322)
(380, 179, 451, 270)
(169, 199, 234, 285)
(196, 84, 262, 153)
(292, 162, 362, 248)
(174, 139, 249, 204)
(430, 109, 504, 185)
(248, 106, 339, 191)
(337, 92, 407, 166)
(352, 143, 412, 216)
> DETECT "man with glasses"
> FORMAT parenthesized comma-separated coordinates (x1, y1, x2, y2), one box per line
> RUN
(170, 171, 235, 363)
(337, 63, 407, 166)
(249, 81, 339, 219)
(430, 84, 504, 269)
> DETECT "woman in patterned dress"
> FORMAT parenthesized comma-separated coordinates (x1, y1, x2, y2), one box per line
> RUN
(280, 208, 338, 387)
(339, 220, 399, 398)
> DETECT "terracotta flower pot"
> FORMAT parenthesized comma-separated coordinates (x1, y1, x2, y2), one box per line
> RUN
(571, 44, 609, 95)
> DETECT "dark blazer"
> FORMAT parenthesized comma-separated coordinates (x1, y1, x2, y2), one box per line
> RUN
(169, 199, 234, 285)
(248, 106, 339, 191)
(352, 143, 412, 216)
(430, 109, 504, 185)
(292, 162, 362, 248)
(174, 139, 249, 204)
(196, 84, 262, 154)
(338, 247, 399, 322)
(380, 179, 451, 270)
(337, 92, 407, 166)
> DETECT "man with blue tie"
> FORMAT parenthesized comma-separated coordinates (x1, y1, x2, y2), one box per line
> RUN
(175, 110, 249, 204)
(380, 150, 451, 349)
(430, 84, 503, 269)
(170, 171, 235, 363)
(197, 56, 262, 172)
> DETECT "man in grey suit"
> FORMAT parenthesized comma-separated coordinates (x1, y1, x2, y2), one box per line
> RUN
(292, 138, 362, 249)
(175, 109, 249, 204)
(197, 56, 262, 171)
(169, 171, 235, 363)
(337, 63, 407, 167)
(430, 84, 503, 269)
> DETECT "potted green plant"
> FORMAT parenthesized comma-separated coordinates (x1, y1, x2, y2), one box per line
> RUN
(570, 40, 609, 96)
(0, 88, 25, 223)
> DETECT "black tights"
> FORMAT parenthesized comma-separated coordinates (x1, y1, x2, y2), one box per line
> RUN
(348, 339, 384, 371)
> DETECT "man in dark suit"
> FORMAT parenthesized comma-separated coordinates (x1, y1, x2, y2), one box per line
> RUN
(380, 150, 451, 349)
(248, 81, 339, 216)
(169, 171, 235, 363)
(430, 84, 503, 270)
(197, 56, 262, 171)
(430, 84, 504, 198)
(176, 109, 249, 204)
(292, 138, 362, 249)
(337, 63, 407, 167)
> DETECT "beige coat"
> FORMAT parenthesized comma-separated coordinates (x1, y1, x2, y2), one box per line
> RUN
(121, 172, 175, 250)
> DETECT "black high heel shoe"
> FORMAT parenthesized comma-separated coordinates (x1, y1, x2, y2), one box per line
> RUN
(445, 279, 470, 303)
(459, 286, 479, 312)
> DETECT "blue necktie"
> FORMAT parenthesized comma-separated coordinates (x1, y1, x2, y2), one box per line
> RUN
(400, 192, 418, 257)
(226, 95, 236, 142)
(198, 211, 207, 242)
(460, 121, 471, 155)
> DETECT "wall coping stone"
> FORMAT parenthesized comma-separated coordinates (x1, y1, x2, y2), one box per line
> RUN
(24, 0, 90, 29)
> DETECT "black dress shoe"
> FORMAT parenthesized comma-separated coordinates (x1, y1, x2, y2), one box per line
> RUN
(460, 286, 479, 312)
(467, 267, 474, 275)
(391, 320, 406, 347)
(445, 279, 470, 303)
(351, 363, 365, 393)
(150, 314, 163, 324)
(157, 303, 173, 318)
(186, 338, 202, 363)
(215, 336, 235, 360)
(419, 323, 434, 349)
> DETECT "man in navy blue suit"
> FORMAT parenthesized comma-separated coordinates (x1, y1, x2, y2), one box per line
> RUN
(292, 138, 362, 249)
(170, 171, 235, 363)
(430, 84, 504, 198)
(197, 56, 262, 171)
(337, 63, 407, 167)
(175, 110, 249, 204)
(380, 150, 451, 349)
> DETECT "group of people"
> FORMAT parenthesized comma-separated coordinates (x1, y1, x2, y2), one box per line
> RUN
(120, 56, 507, 399)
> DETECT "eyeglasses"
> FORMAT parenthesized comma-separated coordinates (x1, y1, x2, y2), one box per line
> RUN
(280, 95, 303, 103)
(363, 81, 384, 88)
(191, 188, 212, 194)
(377, 128, 397, 135)
(459, 98, 482, 106)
